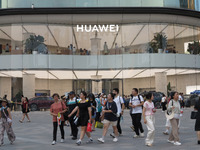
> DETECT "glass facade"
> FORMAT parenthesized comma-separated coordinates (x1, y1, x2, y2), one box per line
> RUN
(0, 22, 200, 98)
(0, 0, 200, 105)
(0, 0, 198, 11)
(0, 23, 199, 56)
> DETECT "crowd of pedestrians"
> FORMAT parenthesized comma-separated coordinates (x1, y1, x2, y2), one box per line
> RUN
(0, 88, 200, 147)
(47, 88, 200, 147)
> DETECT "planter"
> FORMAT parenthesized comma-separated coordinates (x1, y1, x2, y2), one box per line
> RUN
(158, 49, 163, 53)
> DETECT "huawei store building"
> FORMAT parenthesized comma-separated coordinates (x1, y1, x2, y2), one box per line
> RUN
(0, 0, 200, 100)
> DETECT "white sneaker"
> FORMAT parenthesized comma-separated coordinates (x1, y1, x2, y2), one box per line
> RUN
(98, 138, 105, 143)
(140, 133, 144, 138)
(174, 141, 181, 146)
(60, 139, 64, 143)
(76, 140, 81, 146)
(113, 138, 118, 142)
(167, 140, 174, 144)
(133, 135, 140, 138)
(51, 141, 56, 145)
(163, 131, 169, 135)
(86, 138, 93, 144)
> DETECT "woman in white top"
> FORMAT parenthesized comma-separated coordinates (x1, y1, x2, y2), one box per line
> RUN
(143, 92, 156, 147)
(167, 92, 181, 146)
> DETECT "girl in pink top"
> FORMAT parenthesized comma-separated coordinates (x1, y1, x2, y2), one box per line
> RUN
(50, 93, 67, 145)
(143, 92, 156, 147)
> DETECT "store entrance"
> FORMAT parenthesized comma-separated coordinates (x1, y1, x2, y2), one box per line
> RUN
(73, 80, 92, 95)
(102, 79, 121, 95)
(73, 79, 122, 95)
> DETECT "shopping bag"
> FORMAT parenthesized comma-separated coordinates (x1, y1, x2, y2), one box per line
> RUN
(57, 112, 61, 125)
(73, 116, 79, 125)
(120, 116, 124, 124)
(87, 122, 92, 132)
(95, 121, 103, 129)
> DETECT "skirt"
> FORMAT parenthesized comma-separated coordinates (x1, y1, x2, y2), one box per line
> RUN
(22, 108, 29, 114)
(78, 114, 89, 127)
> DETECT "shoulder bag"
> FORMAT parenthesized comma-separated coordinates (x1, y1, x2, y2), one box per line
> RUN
(165, 100, 175, 120)
(2, 108, 12, 123)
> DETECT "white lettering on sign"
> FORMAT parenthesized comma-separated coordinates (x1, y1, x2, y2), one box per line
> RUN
(76, 25, 119, 32)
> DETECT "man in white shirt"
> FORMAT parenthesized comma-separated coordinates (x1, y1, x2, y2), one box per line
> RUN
(161, 95, 167, 112)
(178, 94, 183, 101)
(129, 88, 144, 138)
(111, 88, 125, 136)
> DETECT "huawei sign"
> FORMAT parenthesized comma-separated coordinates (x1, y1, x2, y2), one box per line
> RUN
(76, 25, 119, 32)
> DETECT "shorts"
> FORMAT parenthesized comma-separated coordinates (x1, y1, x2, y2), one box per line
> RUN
(92, 112, 96, 119)
(102, 119, 117, 126)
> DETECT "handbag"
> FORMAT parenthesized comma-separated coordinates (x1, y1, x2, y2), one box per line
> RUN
(95, 121, 103, 129)
(191, 111, 198, 119)
(165, 100, 174, 120)
(165, 110, 175, 120)
(87, 122, 92, 132)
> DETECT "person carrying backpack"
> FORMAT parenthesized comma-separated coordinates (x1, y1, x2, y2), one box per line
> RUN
(110, 88, 125, 137)
(95, 96, 102, 122)
(129, 88, 144, 138)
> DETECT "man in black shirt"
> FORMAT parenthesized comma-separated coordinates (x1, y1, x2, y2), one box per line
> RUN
(67, 91, 78, 140)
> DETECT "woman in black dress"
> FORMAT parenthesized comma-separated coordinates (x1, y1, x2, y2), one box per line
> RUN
(194, 96, 200, 145)
(68, 91, 92, 146)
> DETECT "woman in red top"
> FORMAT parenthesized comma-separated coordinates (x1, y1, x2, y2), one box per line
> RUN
(50, 93, 68, 145)
(19, 97, 30, 123)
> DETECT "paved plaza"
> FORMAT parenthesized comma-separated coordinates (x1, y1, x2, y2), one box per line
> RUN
(1, 108, 199, 150)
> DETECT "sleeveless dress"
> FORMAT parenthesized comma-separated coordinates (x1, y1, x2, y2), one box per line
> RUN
(77, 101, 91, 126)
